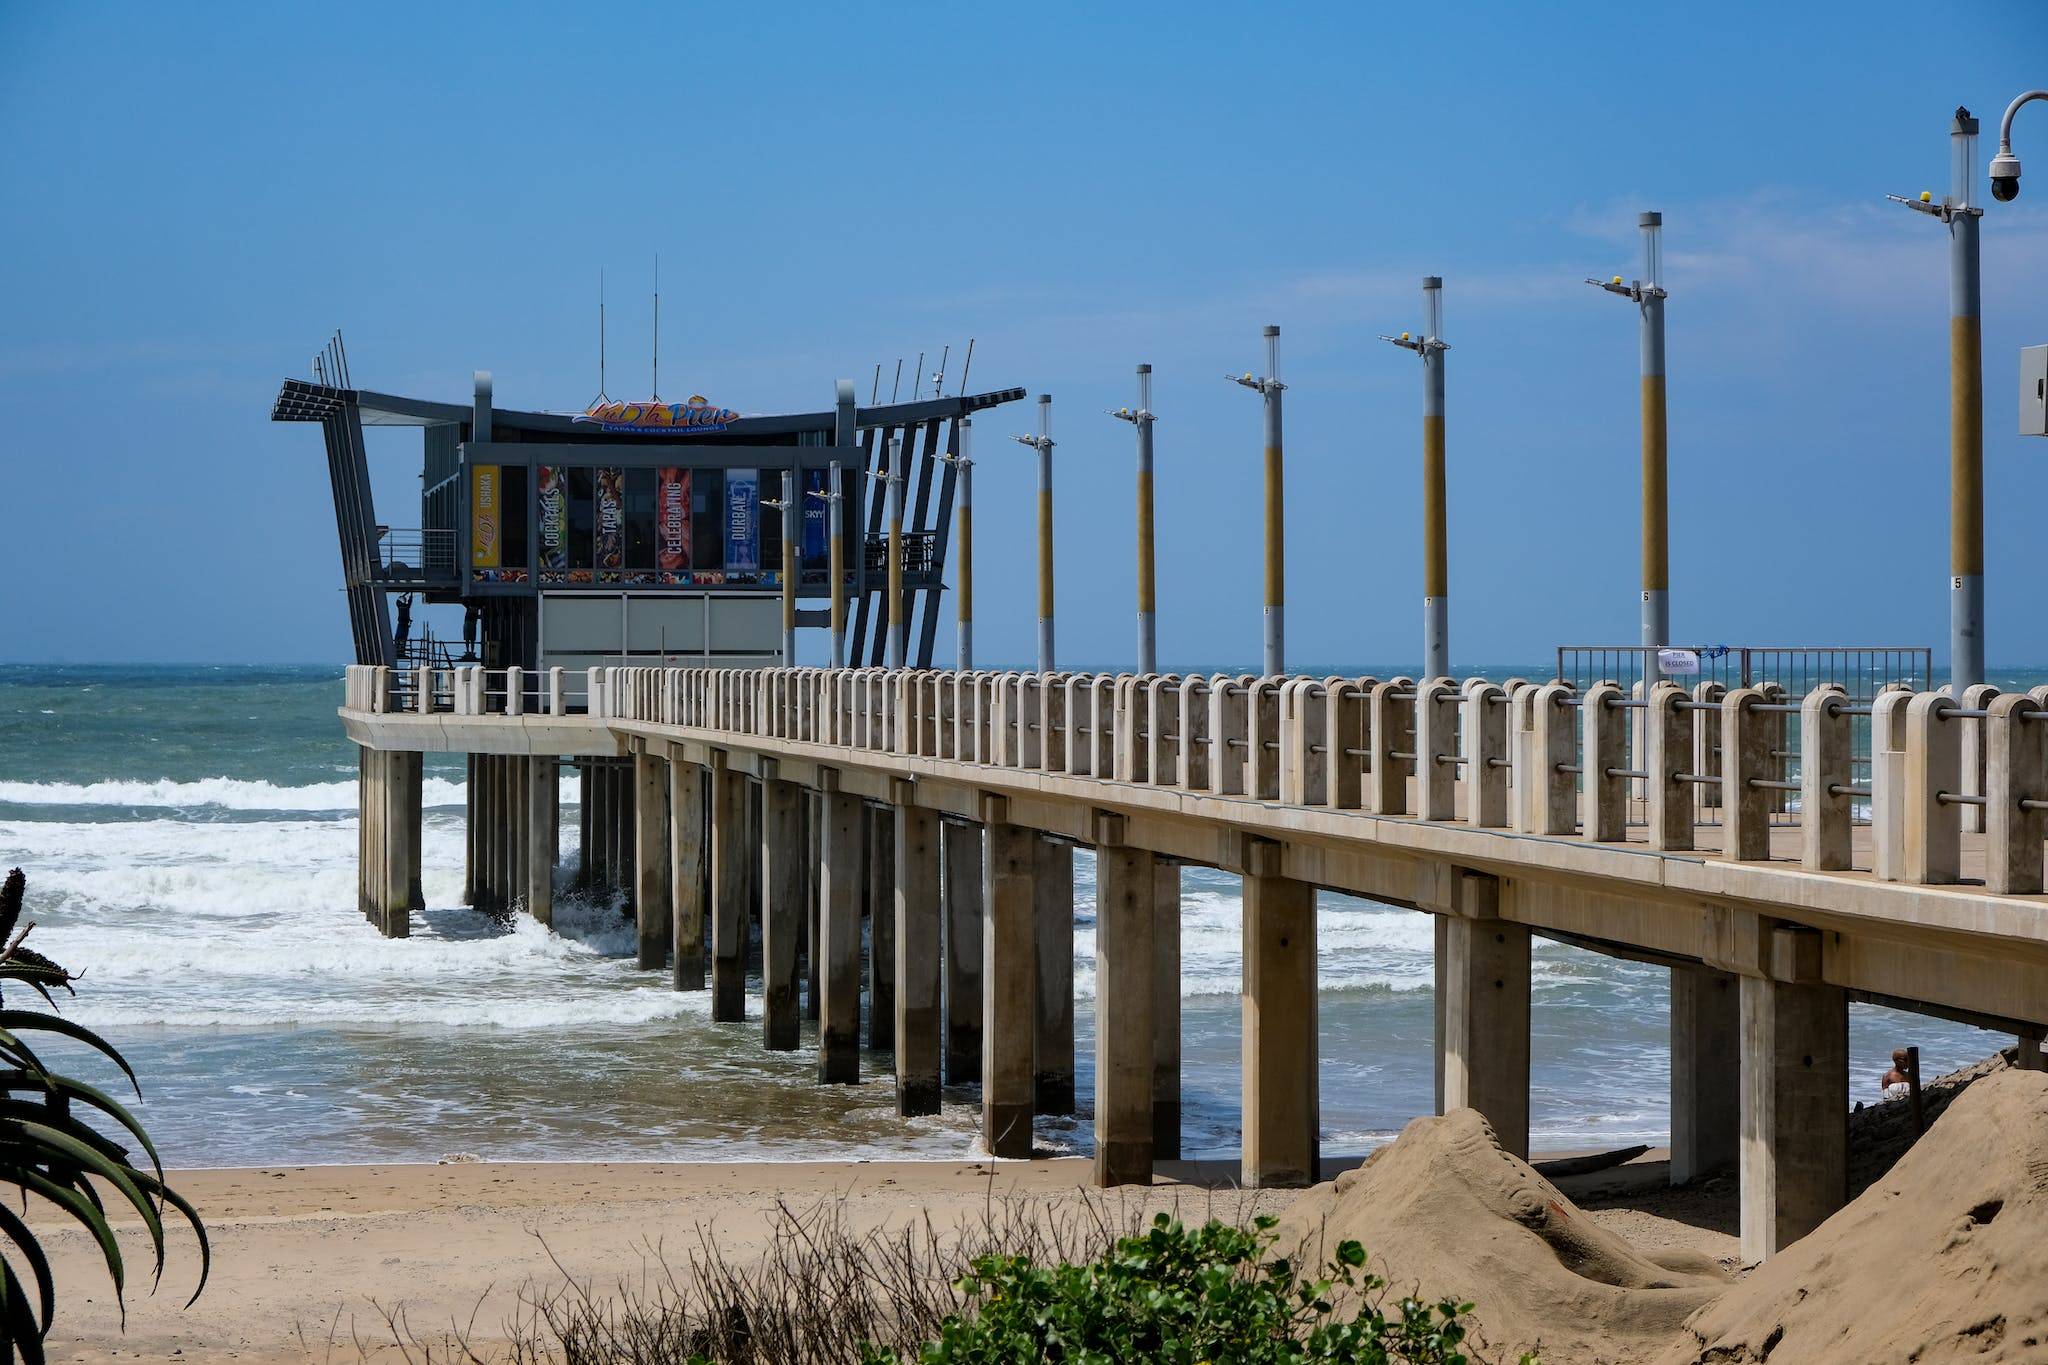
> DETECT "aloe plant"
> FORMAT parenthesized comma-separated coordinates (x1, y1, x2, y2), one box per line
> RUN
(0, 869, 208, 1362)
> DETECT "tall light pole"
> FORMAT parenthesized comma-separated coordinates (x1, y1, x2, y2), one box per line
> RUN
(940, 419, 974, 669)
(808, 460, 846, 668)
(1230, 326, 1285, 676)
(1891, 110, 1986, 693)
(1587, 213, 1670, 688)
(885, 436, 907, 669)
(765, 471, 797, 664)
(1381, 279, 1451, 681)
(1012, 395, 1056, 673)
(1111, 365, 1158, 673)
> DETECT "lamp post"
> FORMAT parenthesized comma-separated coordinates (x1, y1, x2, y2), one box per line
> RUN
(1381, 279, 1451, 681)
(1890, 110, 1987, 693)
(885, 436, 907, 669)
(940, 420, 974, 669)
(808, 460, 846, 668)
(764, 472, 797, 664)
(1587, 214, 1670, 689)
(1110, 365, 1158, 673)
(1012, 395, 1056, 673)
(1230, 326, 1285, 677)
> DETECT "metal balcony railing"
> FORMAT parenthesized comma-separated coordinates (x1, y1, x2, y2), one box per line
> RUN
(375, 528, 459, 585)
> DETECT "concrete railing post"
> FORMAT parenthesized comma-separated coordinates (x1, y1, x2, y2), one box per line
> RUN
(1016, 674, 1043, 769)
(1800, 685, 1854, 871)
(1645, 681, 1693, 850)
(1178, 675, 1212, 791)
(1904, 692, 1963, 884)
(1208, 678, 1250, 797)
(504, 665, 524, 717)
(1507, 682, 1542, 832)
(1414, 678, 1461, 821)
(1279, 680, 1325, 806)
(1147, 675, 1182, 788)
(1960, 683, 2001, 834)
(1246, 678, 1283, 801)
(1368, 678, 1416, 816)
(1325, 679, 1371, 811)
(1114, 675, 1149, 782)
(547, 666, 565, 716)
(1870, 687, 1914, 882)
(1691, 680, 1726, 810)
(1462, 683, 1508, 829)
(1040, 674, 1069, 774)
(1984, 694, 2048, 894)
(1580, 681, 1627, 842)
(1721, 688, 1773, 862)
(1531, 683, 1578, 835)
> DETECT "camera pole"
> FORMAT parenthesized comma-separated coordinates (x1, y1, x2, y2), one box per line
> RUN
(885, 436, 907, 669)
(1012, 397, 1056, 673)
(940, 421, 974, 669)
(1381, 280, 1451, 681)
(1230, 327, 1286, 677)
(1891, 110, 1984, 692)
(1111, 367, 1158, 673)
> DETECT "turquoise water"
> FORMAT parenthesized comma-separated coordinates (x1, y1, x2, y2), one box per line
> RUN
(0, 664, 2015, 1169)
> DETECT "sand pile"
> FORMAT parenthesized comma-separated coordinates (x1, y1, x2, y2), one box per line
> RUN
(1663, 1068, 2048, 1364)
(1273, 1108, 1727, 1364)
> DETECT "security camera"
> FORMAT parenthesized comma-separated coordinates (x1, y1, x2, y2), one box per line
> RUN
(1990, 149, 2022, 202)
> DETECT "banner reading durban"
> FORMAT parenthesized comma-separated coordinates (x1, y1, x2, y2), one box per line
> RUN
(575, 396, 739, 434)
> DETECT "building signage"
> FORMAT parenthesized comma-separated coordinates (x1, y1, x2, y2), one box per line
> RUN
(575, 396, 739, 434)
(470, 464, 501, 568)
(1657, 648, 1701, 676)
(802, 468, 827, 559)
(596, 467, 624, 577)
(725, 468, 759, 573)
(537, 466, 567, 572)
(657, 467, 691, 571)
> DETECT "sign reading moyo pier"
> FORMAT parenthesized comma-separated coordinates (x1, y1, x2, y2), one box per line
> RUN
(574, 396, 739, 434)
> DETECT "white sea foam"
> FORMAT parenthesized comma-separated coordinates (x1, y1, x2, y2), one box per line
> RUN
(0, 775, 470, 812)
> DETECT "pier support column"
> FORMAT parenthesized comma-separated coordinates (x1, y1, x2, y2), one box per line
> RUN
(670, 758, 707, 991)
(894, 798, 943, 1116)
(817, 785, 862, 1084)
(1670, 964, 1740, 1183)
(575, 762, 594, 892)
(1242, 846, 1318, 1188)
(710, 756, 749, 1023)
(1153, 859, 1182, 1159)
(1094, 836, 1157, 1186)
(364, 750, 416, 938)
(943, 820, 984, 1086)
(868, 809, 895, 1051)
(525, 755, 556, 929)
(1739, 927, 1847, 1261)
(465, 755, 481, 905)
(761, 774, 804, 1051)
(1439, 876, 1530, 1160)
(983, 815, 1038, 1158)
(1034, 836, 1076, 1115)
(400, 752, 424, 914)
(634, 750, 671, 969)
(803, 796, 821, 1021)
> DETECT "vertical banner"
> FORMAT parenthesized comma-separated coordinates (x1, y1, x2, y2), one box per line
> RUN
(725, 467, 759, 573)
(596, 467, 624, 577)
(657, 467, 692, 572)
(537, 466, 567, 573)
(802, 468, 827, 559)
(470, 464, 501, 568)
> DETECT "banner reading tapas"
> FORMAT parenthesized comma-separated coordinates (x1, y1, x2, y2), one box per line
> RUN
(575, 397, 739, 434)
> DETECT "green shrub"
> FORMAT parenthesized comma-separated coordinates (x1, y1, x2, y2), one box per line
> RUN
(861, 1213, 1515, 1365)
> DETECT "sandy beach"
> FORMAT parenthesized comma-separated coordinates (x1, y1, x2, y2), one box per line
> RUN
(34, 1150, 1733, 1363)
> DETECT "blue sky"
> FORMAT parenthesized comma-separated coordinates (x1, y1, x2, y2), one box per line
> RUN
(3, 2, 2047, 669)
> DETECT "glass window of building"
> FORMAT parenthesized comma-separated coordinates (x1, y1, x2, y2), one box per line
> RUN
(567, 468, 595, 571)
(624, 468, 656, 571)
(693, 468, 725, 572)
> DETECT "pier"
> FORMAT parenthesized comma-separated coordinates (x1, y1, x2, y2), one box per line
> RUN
(341, 659, 2048, 1263)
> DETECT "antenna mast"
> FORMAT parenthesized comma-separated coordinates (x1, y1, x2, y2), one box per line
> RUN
(651, 254, 661, 401)
(593, 270, 610, 407)
(956, 337, 975, 396)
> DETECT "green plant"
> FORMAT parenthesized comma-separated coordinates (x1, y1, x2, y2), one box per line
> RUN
(861, 1213, 1512, 1365)
(0, 868, 208, 1363)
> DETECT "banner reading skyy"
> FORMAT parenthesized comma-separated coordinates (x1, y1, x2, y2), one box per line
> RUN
(803, 468, 828, 560)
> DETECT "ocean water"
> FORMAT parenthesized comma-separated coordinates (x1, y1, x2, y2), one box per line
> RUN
(0, 664, 2017, 1170)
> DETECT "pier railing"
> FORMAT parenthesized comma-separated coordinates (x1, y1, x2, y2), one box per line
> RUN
(343, 663, 2048, 896)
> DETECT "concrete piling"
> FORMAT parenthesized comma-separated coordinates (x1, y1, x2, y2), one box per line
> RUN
(1033, 835, 1076, 1116)
(1094, 836, 1157, 1186)
(670, 758, 707, 991)
(983, 816, 1038, 1158)
(1670, 965, 1739, 1182)
(634, 749, 671, 968)
(893, 800, 943, 1116)
(942, 819, 984, 1085)
(1738, 927, 1847, 1262)
(868, 809, 895, 1052)
(1152, 858, 1183, 1160)
(525, 755, 556, 928)
(1241, 844, 1318, 1188)
(817, 785, 862, 1084)
(761, 775, 805, 1050)
(1439, 875, 1530, 1160)
(710, 757, 749, 1022)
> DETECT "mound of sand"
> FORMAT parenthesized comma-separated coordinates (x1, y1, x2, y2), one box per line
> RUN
(1274, 1108, 1727, 1364)
(1663, 1068, 2048, 1365)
